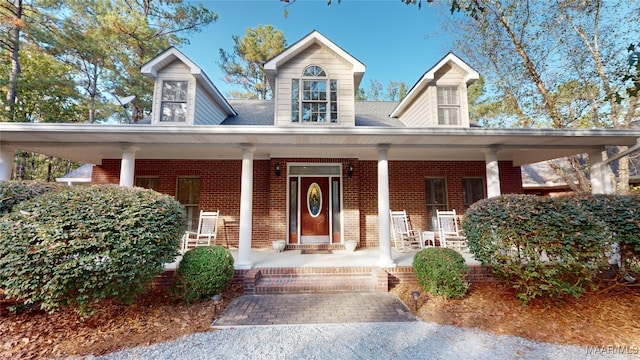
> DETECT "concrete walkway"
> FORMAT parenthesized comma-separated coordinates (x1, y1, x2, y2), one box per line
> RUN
(212, 292, 417, 327)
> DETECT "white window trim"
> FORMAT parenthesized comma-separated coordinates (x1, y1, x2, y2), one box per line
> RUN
(153, 78, 194, 125)
(291, 66, 338, 124)
(437, 85, 460, 126)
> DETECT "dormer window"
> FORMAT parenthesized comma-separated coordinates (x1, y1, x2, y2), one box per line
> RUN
(160, 80, 188, 122)
(437, 86, 460, 125)
(292, 66, 337, 123)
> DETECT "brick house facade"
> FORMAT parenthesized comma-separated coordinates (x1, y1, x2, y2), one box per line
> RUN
(93, 156, 523, 249)
(1, 30, 636, 270)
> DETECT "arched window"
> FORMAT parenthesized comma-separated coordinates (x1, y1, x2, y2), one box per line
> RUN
(292, 65, 337, 123)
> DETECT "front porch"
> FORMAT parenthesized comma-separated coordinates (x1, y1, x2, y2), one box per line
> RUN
(165, 246, 481, 270)
(162, 247, 495, 295)
(227, 247, 480, 268)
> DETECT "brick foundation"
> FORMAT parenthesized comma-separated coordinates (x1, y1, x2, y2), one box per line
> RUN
(160, 264, 498, 294)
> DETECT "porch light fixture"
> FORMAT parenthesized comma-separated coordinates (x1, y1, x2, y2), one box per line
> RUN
(347, 162, 354, 178)
(411, 291, 420, 311)
(275, 162, 281, 177)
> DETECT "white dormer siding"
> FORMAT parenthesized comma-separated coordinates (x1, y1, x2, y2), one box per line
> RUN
(396, 62, 472, 128)
(142, 47, 236, 126)
(390, 53, 478, 128)
(194, 81, 230, 125)
(274, 44, 356, 127)
(149, 60, 230, 126)
(150, 61, 195, 125)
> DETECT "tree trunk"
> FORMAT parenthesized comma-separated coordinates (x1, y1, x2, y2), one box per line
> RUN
(615, 147, 630, 195)
(5, 0, 23, 121)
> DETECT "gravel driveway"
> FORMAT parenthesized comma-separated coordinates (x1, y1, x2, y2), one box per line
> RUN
(91, 322, 634, 360)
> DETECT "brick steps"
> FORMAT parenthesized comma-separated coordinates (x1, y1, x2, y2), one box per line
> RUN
(244, 267, 389, 294)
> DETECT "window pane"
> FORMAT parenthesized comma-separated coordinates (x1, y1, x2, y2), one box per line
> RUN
(177, 177, 200, 232)
(303, 65, 326, 77)
(162, 81, 188, 101)
(135, 177, 159, 191)
(332, 179, 340, 237)
(425, 178, 447, 230)
(161, 103, 187, 122)
(289, 179, 297, 235)
(438, 106, 460, 125)
(297, 73, 334, 124)
(437, 86, 458, 105)
(437, 86, 459, 126)
(177, 178, 200, 205)
(291, 80, 300, 122)
(330, 80, 337, 123)
(463, 178, 485, 208)
(303, 80, 326, 100)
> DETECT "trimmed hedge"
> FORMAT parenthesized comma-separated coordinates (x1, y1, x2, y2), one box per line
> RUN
(413, 247, 468, 299)
(0, 185, 186, 315)
(171, 246, 234, 304)
(0, 180, 63, 215)
(571, 194, 640, 264)
(463, 195, 609, 304)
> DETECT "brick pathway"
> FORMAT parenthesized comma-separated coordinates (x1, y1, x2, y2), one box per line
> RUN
(212, 292, 417, 327)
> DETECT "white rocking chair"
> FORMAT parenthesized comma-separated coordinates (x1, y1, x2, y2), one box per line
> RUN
(181, 210, 220, 253)
(390, 210, 424, 251)
(436, 209, 467, 250)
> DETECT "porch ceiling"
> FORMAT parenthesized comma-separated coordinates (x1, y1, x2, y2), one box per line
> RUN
(1, 123, 637, 166)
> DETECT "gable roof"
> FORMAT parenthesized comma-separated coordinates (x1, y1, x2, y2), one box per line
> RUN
(141, 47, 236, 117)
(263, 30, 366, 93)
(390, 52, 479, 118)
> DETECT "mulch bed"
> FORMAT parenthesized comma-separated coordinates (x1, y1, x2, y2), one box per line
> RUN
(391, 282, 640, 347)
(1, 279, 638, 359)
(0, 283, 243, 359)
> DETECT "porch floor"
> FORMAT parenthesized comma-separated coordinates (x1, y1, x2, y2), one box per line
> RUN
(165, 247, 481, 270)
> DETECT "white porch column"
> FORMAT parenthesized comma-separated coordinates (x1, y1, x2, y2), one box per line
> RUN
(119, 146, 136, 187)
(0, 146, 14, 181)
(589, 148, 611, 194)
(236, 145, 254, 269)
(484, 148, 501, 198)
(377, 145, 396, 268)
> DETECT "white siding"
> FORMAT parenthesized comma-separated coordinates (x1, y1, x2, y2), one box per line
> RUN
(398, 85, 436, 127)
(397, 62, 471, 128)
(194, 82, 227, 125)
(274, 44, 356, 127)
(151, 61, 196, 125)
(151, 60, 229, 126)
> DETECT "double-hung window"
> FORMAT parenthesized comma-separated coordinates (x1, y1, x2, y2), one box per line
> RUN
(462, 178, 485, 209)
(160, 80, 188, 123)
(177, 177, 200, 232)
(437, 86, 460, 125)
(292, 66, 337, 123)
(425, 178, 448, 230)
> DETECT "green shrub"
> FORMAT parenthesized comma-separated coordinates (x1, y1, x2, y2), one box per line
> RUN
(171, 246, 234, 304)
(573, 194, 640, 271)
(464, 195, 609, 304)
(0, 180, 63, 215)
(413, 247, 469, 299)
(0, 185, 186, 315)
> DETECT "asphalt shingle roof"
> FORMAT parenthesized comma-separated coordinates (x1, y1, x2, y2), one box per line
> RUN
(222, 100, 403, 127)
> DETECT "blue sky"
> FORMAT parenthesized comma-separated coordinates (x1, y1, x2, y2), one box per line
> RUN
(181, 0, 453, 97)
